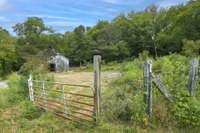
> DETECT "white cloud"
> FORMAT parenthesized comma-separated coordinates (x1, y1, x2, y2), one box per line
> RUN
(0, 16, 9, 22)
(44, 16, 79, 21)
(157, 0, 188, 8)
(67, 7, 105, 16)
(0, 0, 10, 11)
(0, 0, 7, 6)
(46, 20, 94, 27)
(102, 0, 143, 5)
(25, 14, 80, 21)
(102, 0, 120, 4)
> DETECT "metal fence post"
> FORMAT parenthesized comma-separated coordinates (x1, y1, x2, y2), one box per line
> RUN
(93, 55, 101, 122)
(144, 60, 153, 117)
(61, 84, 67, 117)
(28, 75, 34, 102)
(42, 81, 48, 111)
(188, 58, 199, 96)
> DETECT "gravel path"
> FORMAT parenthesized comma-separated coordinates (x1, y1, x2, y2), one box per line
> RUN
(0, 81, 8, 88)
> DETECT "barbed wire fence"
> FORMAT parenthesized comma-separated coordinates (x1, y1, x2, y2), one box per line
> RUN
(144, 58, 199, 117)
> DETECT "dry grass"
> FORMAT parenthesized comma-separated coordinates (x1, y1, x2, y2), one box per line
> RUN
(51, 71, 121, 87)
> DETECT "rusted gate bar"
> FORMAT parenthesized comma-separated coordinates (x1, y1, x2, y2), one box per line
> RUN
(28, 54, 102, 124)
(61, 84, 67, 117)
(50, 89, 94, 98)
(32, 80, 90, 88)
(93, 55, 101, 122)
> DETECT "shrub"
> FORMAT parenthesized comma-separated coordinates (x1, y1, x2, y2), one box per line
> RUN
(173, 91, 200, 127)
(6, 70, 53, 105)
(103, 54, 200, 129)
(152, 54, 200, 128)
(20, 101, 41, 120)
(182, 40, 200, 57)
(6, 73, 27, 104)
(103, 59, 146, 124)
(18, 56, 49, 76)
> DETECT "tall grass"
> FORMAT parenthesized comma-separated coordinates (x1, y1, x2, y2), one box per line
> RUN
(1, 55, 200, 132)
(102, 54, 200, 132)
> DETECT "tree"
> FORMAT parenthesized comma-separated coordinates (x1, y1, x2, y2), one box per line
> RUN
(0, 27, 17, 76)
(13, 17, 54, 59)
(62, 25, 92, 65)
(4, 0, 199, 68)
(13, 17, 52, 37)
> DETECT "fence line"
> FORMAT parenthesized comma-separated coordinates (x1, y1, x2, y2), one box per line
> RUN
(188, 58, 199, 96)
(28, 75, 34, 102)
(27, 56, 199, 123)
(93, 55, 101, 122)
(144, 58, 199, 117)
(144, 60, 153, 117)
(29, 77, 95, 123)
(28, 55, 102, 124)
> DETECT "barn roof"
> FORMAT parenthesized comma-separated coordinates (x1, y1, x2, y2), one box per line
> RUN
(49, 53, 69, 64)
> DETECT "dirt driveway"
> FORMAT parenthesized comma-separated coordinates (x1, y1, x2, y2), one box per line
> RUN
(51, 71, 121, 87)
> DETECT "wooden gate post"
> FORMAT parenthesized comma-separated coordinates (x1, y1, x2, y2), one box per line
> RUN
(188, 58, 199, 96)
(28, 75, 34, 102)
(144, 60, 153, 117)
(93, 55, 101, 122)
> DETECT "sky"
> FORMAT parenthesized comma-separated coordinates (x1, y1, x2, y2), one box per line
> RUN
(0, 0, 188, 34)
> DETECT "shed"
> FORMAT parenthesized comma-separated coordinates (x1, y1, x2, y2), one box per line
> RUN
(49, 53, 69, 72)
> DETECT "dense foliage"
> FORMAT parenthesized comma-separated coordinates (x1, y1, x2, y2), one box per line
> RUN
(0, 1, 200, 132)
(103, 54, 200, 132)
(0, 28, 19, 77)
(0, 1, 199, 76)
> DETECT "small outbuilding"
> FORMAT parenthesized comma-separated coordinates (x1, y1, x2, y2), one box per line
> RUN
(49, 53, 69, 72)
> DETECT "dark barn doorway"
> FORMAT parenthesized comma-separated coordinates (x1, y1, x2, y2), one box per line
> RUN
(49, 63, 56, 71)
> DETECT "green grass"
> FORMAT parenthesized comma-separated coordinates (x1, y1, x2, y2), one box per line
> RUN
(0, 90, 140, 133)
(1, 55, 200, 132)
(102, 54, 200, 133)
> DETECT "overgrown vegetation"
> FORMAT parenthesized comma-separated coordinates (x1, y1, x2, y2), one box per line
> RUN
(0, 0, 200, 132)
(102, 54, 200, 132)
(1, 54, 200, 132)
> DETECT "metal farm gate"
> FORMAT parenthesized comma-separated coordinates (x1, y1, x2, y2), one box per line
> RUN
(28, 55, 101, 124)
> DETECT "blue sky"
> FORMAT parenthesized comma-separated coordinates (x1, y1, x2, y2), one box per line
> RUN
(0, 0, 188, 34)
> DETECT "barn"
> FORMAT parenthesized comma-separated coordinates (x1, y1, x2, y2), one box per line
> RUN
(49, 53, 69, 72)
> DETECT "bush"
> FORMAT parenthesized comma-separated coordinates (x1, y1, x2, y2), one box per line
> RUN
(103, 59, 146, 124)
(18, 56, 49, 76)
(6, 73, 27, 104)
(182, 40, 200, 57)
(0, 89, 10, 109)
(153, 54, 200, 128)
(173, 91, 200, 127)
(6, 70, 53, 105)
(20, 101, 41, 120)
(103, 54, 200, 130)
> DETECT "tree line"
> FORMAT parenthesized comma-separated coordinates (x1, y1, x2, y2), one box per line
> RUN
(0, 0, 199, 76)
